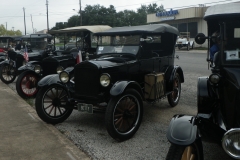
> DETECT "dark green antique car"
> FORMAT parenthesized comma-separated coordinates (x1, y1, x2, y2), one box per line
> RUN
(166, 3, 240, 160)
(15, 25, 111, 99)
(35, 24, 184, 141)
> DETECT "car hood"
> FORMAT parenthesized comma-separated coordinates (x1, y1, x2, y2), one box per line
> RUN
(28, 50, 43, 57)
(91, 56, 136, 68)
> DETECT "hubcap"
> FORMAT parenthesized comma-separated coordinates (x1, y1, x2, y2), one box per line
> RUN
(172, 76, 180, 102)
(21, 74, 38, 96)
(42, 87, 68, 118)
(182, 146, 196, 160)
(113, 95, 140, 134)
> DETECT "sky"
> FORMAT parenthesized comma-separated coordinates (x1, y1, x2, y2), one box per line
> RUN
(1, 0, 240, 35)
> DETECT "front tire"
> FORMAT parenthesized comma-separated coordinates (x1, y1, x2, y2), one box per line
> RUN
(166, 139, 204, 160)
(168, 73, 181, 107)
(105, 89, 143, 141)
(0, 65, 16, 84)
(16, 71, 39, 99)
(35, 85, 73, 124)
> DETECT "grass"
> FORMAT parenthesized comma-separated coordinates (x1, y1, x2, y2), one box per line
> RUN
(24, 98, 35, 107)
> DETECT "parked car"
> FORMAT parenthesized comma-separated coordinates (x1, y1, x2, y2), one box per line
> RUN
(16, 25, 111, 99)
(176, 32, 194, 50)
(166, 3, 240, 160)
(35, 24, 184, 141)
(0, 34, 52, 84)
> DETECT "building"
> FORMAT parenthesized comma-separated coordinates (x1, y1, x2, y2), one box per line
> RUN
(147, 2, 240, 48)
(147, 6, 208, 47)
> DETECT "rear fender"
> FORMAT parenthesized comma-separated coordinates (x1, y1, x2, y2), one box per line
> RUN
(166, 115, 198, 145)
(110, 81, 144, 99)
(165, 66, 184, 91)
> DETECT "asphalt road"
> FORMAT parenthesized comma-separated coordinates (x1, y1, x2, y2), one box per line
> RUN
(7, 50, 232, 160)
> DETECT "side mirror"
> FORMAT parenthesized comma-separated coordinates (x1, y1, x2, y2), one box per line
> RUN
(195, 33, 206, 45)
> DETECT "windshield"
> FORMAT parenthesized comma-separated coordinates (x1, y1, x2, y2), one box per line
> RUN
(97, 35, 140, 55)
(222, 20, 240, 65)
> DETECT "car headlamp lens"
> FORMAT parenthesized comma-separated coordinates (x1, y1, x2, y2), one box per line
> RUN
(209, 74, 220, 84)
(56, 66, 64, 74)
(222, 128, 240, 159)
(34, 65, 41, 73)
(100, 74, 110, 87)
(9, 60, 14, 66)
(59, 71, 69, 83)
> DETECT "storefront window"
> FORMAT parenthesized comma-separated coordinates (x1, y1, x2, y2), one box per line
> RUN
(170, 22, 197, 38)
(188, 22, 198, 38)
(178, 23, 187, 33)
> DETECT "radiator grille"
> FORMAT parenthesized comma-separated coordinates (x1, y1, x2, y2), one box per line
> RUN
(74, 63, 99, 96)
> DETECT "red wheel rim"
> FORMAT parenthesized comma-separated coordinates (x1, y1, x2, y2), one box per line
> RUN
(20, 74, 38, 96)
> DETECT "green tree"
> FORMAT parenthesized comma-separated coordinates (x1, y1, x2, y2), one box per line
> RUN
(50, 3, 165, 29)
(0, 24, 22, 36)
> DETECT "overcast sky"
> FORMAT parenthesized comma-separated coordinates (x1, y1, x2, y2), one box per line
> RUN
(1, 0, 240, 34)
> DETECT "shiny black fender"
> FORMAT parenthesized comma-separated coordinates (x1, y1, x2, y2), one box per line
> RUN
(17, 61, 39, 75)
(38, 66, 74, 87)
(38, 74, 62, 87)
(165, 65, 184, 92)
(166, 114, 199, 145)
(197, 76, 215, 114)
(0, 59, 11, 67)
(110, 81, 144, 99)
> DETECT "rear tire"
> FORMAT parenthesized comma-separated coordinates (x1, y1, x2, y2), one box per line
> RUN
(0, 65, 16, 84)
(187, 43, 190, 51)
(167, 73, 181, 107)
(166, 139, 203, 160)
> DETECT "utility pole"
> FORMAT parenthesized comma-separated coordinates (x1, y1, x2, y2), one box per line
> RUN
(23, 7, 26, 35)
(46, 0, 49, 32)
(31, 14, 34, 33)
(5, 22, 7, 30)
(79, 0, 82, 25)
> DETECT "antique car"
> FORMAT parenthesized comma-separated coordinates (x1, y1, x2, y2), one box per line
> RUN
(166, 3, 240, 160)
(35, 24, 184, 141)
(176, 32, 194, 50)
(0, 34, 52, 84)
(15, 25, 111, 99)
(0, 36, 19, 62)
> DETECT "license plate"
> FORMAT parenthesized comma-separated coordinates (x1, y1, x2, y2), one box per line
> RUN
(77, 103, 93, 114)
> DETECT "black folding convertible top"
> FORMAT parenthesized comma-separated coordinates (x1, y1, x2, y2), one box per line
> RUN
(94, 24, 179, 36)
(204, 3, 240, 20)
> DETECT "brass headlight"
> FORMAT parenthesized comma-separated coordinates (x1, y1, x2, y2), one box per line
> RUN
(59, 71, 69, 83)
(56, 66, 64, 74)
(209, 73, 220, 84)
(222, 128, 240, 159)
(34, 65, 41, 73)
(100, 73, 110, 87)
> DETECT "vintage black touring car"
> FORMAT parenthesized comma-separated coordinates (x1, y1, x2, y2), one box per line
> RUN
(15, 25, 111, 99)
(166, 3, 240, 160)
(35, 24, 184, 141)
(0, 34, 52, 84)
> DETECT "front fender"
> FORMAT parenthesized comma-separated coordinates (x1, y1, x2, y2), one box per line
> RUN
(0, 60, 10, 67)
(166, 115, 198, 145)
(110, 81, 144, 99)
(197, 76, 215, 114)
(38, 74, 62, 87)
